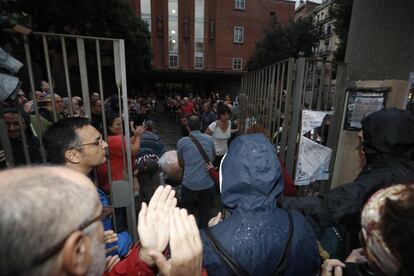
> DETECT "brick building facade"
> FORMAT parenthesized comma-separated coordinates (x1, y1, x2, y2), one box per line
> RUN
(129, 0, 295, 96)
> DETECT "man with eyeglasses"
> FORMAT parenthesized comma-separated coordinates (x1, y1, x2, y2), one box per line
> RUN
(42, 117, 133, 262)
(0, 166, 204, 276)
(2, 107, 41, 166)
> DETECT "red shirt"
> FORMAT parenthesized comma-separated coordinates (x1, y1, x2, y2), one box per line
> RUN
(181, 102, 194, 117)
(98, 135, 128, 194)
(104, 244, 155, 276)
(104, 243, 208, 276)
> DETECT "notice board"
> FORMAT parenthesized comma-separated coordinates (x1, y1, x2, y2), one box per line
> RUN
(343, 88, 389, 130)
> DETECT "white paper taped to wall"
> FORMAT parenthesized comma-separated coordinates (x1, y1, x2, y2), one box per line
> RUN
(295, 110, 332, 186)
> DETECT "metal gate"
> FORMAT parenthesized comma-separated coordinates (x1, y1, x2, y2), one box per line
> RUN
(0, 32, 138, 241)
(240, 57, 347, 194)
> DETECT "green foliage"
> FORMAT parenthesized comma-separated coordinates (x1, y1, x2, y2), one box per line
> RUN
(329, 0, 353, 62)
(1, 0, 152, 81)
(248, 16, 320, 71)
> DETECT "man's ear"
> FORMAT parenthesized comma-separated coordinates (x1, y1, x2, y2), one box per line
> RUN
(64, 149, 81, 164)
(61, 231, 92, 276)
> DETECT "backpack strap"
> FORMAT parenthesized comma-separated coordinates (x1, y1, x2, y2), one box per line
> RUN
(205, 230, 250, 276)
(189, 134, 211, 164)
(273, 211, 294, 275)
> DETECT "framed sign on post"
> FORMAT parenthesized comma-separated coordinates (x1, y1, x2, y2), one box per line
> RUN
(343, 88, 389, 130)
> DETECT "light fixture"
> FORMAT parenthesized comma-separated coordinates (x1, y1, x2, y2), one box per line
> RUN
(171, 39, 176, 44)
(171, 30, 176, 35)
(171, 9, 176, 14)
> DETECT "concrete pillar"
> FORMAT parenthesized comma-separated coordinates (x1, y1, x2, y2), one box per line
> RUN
(331, 0, 414, 188)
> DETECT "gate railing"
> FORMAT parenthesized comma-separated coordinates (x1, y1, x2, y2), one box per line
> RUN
(240, 57, 347, 194)
(0, 31, 138, 241)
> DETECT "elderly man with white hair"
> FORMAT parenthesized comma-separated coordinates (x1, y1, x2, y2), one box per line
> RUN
(0, 166, 204, 276)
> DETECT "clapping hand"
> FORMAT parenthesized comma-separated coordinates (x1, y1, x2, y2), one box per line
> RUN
(149, 208, 203, 276)
(137, 185, 177, 265)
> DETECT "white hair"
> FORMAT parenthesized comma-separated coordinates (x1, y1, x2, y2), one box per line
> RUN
(0, 168, 99, 276)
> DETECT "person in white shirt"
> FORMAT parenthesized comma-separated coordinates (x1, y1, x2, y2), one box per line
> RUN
(205, 103, 232, 168)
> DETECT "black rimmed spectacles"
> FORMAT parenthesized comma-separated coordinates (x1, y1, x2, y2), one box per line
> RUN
(31, 209, 104, 266)
(76, 136, 104, 148)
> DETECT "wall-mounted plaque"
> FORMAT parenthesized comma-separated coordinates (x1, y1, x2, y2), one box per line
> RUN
(343, 88, 389, 130)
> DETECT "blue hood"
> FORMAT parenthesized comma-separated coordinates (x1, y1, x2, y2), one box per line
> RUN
(201, 134, 320, 276)
(221, 133, 283, 211)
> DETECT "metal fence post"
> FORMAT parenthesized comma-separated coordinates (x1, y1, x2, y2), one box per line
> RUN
(285, 57, 305, 176)
(321, 63, 348, 193)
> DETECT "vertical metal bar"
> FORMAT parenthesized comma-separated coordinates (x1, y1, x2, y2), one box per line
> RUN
(17, 109, 31, 165)
(61, 36, 74, 116)
(119, 39, 138, 242)
(76, 38, 92, 118)
(24, 35, 46, 163)
(317, 61, 326, 110)
(277, 62, 286, 148)
(96, 40, 116, 229)
(265, 67, 272, 130)
(113, 41, 127, 174)
(325, 63, 333, 110)
(284, 57, 301, 173)
(273, 63, 282, 143)
(268, 65, 276, 137)
(266, 66, 273, 130)
(258, 70, 264, 123)
(301, 60, 310, 109)
(322, 63, 348, 193)
(42, 35, 58, 122)
(251, 73, 255, 117)
(310, 61, 317, 109)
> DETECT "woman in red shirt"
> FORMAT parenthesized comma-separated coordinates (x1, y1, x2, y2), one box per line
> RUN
(98, 112, 144, 194)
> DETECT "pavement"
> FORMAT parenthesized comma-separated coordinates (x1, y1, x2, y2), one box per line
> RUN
(150, 109, 182, 150)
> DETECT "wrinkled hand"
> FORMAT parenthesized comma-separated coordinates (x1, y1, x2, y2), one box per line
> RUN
(345, 248, 367, 263)
(105, 255, 120, 272)
(137, 185, 177, 266)
(321, 259, 345, 276)
(104, 230, 118, 254)
(149, 208, 203, 276)
(208, 212, 222, 228)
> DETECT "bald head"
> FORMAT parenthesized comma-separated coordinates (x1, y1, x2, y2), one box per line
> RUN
(0, 166, 101, 276)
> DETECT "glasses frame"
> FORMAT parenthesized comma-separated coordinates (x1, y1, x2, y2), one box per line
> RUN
(31, 209, 104, 266)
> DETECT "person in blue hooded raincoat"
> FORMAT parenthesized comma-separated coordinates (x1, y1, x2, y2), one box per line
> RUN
(200, 133, 321, 276)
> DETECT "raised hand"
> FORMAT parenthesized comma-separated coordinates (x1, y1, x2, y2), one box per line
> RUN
(105, 255, 120, 272)
(137, 185, 177, 265)
(149, 208, 203, 276)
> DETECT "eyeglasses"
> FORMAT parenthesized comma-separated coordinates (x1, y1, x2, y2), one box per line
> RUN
(77, 136, 104, 148)
(31, 209, 104, 266)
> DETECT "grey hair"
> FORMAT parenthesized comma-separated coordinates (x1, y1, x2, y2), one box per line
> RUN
(0, 169, 99, 276)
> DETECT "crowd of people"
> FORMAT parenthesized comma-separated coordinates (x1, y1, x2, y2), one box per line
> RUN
(0, 79, 414, 276)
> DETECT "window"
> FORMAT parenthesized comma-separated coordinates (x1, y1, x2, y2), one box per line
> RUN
(195, 56, 204, 69)
(326, 25, 332, 35)
(232, 58, 243, 70)
(194, 0, 205, 69)
(140, 0, 151, 32)
(168, 0, 179, 68)
(169, 55, 178, 68)
(233, 27, 244, 43)
(235, 0, 245, 10)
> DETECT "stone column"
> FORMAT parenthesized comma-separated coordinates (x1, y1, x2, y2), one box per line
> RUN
(331, 0, 414, 188)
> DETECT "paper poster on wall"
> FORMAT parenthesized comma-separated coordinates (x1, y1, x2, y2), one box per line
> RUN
(295, 110, 332, 186)
(343, 88, 389, 130)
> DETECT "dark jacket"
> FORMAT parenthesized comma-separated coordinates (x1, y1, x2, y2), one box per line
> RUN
(139, 131, 165, 157)
(280, 108, 414, 245)
(201, 134, 321, 276)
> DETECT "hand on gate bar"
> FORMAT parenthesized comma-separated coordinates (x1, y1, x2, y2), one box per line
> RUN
(137, 185, 177, 266)
(149, 208, 203, 276)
